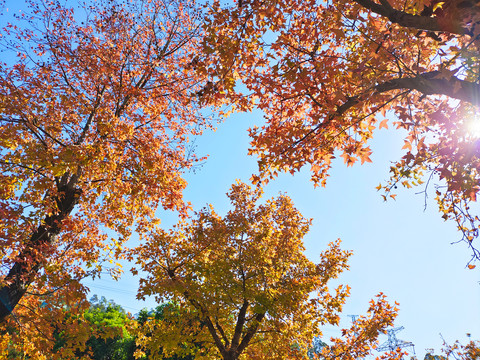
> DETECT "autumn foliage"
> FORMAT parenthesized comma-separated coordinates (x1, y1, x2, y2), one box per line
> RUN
(0, 0, 213, 355)
(133, 182, 398, 360)
(439, 339, 480, 359)
(1, 0, 478, 357)
(204, 0, 480, 260)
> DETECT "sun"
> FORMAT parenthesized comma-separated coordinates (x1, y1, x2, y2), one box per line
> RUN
(465, 115, 480, 139)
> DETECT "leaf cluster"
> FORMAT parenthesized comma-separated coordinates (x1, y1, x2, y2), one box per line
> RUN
(203, 0, 480, 260)
(133, 181, 398, 360)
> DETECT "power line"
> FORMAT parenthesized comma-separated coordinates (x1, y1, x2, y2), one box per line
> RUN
(84, 283, 137, 296)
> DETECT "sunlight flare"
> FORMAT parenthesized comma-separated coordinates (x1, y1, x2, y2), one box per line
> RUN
(466, 115, 480, 139)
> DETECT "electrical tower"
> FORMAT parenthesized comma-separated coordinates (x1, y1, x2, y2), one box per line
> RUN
(348, 315, 365, 359)
(377, 326, 415, 355)
(348, 314, 359, 323)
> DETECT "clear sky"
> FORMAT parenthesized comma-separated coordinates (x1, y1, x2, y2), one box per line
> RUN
(85, 107, 480, 358)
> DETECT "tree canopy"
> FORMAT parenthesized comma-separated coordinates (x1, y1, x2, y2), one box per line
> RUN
(0, 0, 215, 354)
(133, 182, 398, 359)
(203, 0, 480, 261)
(79, 296, 137, 360)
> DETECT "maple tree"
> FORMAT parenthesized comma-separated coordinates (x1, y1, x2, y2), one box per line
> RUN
(440, 338, 480, 360)
(421, 338, 480, 360)
(0, 0, 214, 355)
(203, 0, 480, 262)
(133, 181, 399, 360)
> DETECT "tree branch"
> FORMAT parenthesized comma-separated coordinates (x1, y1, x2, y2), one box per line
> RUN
(352, 0, 470, 35)
(216, 317, 230, 347)
(376, 71, 480, 104)
(187, 296, 227, 356)
(286, 72, 479, 155)
(330, 71, 480, 119)
(236, 312, 265, 355)
(76, 85, 106, 145)
(230, 299, 249, 351)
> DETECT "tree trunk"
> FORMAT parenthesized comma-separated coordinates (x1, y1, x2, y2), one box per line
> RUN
(0, 173, 81, 321)
(223, 349, 240, 360)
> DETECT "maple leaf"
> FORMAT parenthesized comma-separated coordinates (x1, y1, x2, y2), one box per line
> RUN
(134, 181, 399, 360)
(203, 0, 480, 260)
(379, 119, 389, 129)
(134, 181, 355, 359)
(0, 0, 217, 353)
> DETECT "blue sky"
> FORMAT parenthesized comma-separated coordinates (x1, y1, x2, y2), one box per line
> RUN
(86, 107, 480, 358)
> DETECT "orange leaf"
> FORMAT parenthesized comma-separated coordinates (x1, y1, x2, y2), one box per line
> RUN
(402, 140, 412, 151)
(379, 119, 388, 130)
